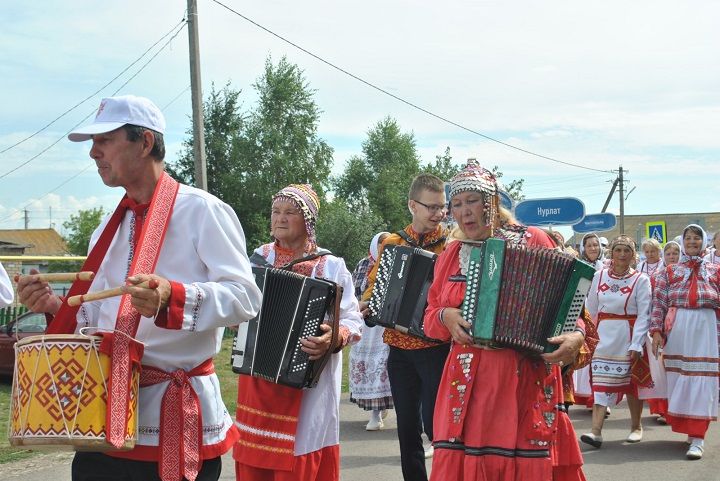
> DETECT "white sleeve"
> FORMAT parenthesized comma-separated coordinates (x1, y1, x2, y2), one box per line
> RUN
(0, 263, 13, 307)
(585, 270, 601, 320)
(164, 201, 262, 332)
(335, 265, 363, 346)
(629, 275, 653, 352)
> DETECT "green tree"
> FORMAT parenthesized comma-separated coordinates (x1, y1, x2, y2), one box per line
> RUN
(168, 56, 334, 251)
(491, 166, 525, 201)
(62, 208, 105, 255)
(334, 117, 420, 231)
(316, 199, 385, 268)
(423, 146, 460, 181)
(167, 82, 245, 198)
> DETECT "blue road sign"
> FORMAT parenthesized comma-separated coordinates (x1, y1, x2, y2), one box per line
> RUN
(514, 197, 585, 226)
(646, 221, 667, 244)
(572, 213, 617, 233)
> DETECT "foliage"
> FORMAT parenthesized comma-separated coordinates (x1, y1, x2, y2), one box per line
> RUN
(423, 146, 460, 181)
(62, 207, 105, 255)
(168, 57, 334, 251)
(334, 117, 420, 232)
(491, 166, 526, 201)
(316, 199, 385, 269)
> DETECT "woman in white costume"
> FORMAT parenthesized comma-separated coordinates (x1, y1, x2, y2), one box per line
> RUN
(349, 232, 394, 430)
(638, 238, 664, 277)
(650, 225, 720, 460)
(580, 235, 652, 448)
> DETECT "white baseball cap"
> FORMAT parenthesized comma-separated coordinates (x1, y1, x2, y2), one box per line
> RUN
(68, 95, 166, 142)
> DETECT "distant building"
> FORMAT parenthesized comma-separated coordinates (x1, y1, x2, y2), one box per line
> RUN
(571, 212, 719, 247)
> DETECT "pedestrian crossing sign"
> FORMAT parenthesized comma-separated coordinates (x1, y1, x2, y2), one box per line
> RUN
(645, 221, 667, 245)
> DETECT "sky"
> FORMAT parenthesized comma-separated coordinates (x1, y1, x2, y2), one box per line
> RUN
(1, 0, 718, 243)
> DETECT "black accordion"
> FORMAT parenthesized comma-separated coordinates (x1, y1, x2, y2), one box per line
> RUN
(231, 267, 340, 388)
(367, 245, 441, 342)
(462, 238, 595, 354)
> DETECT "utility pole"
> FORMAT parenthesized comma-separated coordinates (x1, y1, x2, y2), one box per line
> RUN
(618, 166, 625, 234)
(24, 210, 29, 229)
(187, 0, 208, 191)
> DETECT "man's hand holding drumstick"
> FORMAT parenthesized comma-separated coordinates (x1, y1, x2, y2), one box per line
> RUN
(16, 269, 63, 314)
(122, 274, 171, 318)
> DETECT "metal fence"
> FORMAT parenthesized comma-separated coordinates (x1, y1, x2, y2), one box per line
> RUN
(0, 305, 28, 326)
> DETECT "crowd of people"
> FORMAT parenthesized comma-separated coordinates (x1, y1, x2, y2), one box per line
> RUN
(7, 94, 720, 481)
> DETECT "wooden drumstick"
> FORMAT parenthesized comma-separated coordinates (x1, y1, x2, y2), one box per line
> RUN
(14, 272, 95, 283)
(67, 279, 160, 306)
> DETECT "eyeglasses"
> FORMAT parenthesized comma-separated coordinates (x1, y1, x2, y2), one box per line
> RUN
(413, 199, 447, 215)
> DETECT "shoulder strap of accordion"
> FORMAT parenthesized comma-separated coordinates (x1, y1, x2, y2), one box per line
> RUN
(396, 230, 446, 250)
(279, 249, 333, 271)
(249, 252, 273, 268)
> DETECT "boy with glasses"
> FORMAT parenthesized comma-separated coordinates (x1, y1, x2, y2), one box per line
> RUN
(361, 173, 451, 481)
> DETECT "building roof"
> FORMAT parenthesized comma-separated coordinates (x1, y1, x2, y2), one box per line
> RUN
(0, 229, 69, 256)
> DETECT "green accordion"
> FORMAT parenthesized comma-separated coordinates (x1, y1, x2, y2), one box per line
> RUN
(461, 238, 595, 354)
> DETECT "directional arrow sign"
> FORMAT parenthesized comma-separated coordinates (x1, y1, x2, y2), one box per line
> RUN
(572, 213, 617, 233)
(514, 197, 585, 226)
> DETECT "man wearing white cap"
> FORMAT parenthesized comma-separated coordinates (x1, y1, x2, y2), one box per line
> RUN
(17, 95, 263, 481)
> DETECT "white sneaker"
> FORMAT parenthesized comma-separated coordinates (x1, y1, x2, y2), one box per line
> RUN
(626, 428, 643, 443)
(365, 418, 384, 431)
(424, 445, 434, 459)
(686, 442, 704, 460)
(580, 432, 603, 448)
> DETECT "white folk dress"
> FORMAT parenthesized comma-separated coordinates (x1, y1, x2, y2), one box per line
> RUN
(650, 260, 720, 436)
(586, 268, 652, 406)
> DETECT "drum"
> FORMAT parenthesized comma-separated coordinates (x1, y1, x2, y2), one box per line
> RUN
(9, 334, 138, 450)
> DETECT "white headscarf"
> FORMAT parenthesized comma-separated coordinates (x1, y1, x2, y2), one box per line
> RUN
(369, 232, 390, 262)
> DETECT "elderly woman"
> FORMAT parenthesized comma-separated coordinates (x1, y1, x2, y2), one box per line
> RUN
(650, 224, 720, 460)
(664, 241, 681, 266)
(349, 231, 394, 430)
(580, 235, 652, 448)
(573, 233, 607, 408)
(422, 160, 587, 481)
(233, 184, 363, 481)
(704, 231, 719, 264)
(579, 233, 605, 271)
(638, 238, 664, 277)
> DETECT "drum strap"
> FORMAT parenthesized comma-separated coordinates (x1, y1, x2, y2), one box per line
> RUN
(140, 359, 215, 481)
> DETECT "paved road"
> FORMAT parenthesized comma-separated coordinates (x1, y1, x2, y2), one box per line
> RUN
(2, 395, 719, 481)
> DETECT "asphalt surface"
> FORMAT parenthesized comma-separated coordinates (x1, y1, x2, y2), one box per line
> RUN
(2, 395, 720, 481)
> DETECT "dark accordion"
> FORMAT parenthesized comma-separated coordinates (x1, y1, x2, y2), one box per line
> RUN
(231, 267, 340, 388)
(367, 245, 441, 342)
(462, 238, 595, 354)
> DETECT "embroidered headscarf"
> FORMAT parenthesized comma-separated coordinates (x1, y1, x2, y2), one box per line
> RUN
(608, 235, 636, 258)
(272, 184, 320, 245)
(449, 158, 498, 227)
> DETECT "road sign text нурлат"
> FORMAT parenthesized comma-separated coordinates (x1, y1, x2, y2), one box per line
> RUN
(538, 207, 561, 217)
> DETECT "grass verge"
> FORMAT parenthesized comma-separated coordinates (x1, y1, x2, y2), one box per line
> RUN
(0, 380, 35, 464)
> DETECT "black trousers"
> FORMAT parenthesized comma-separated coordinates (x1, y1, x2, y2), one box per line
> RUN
(387, 343, 450, 481)
(71, 452, 222, 481)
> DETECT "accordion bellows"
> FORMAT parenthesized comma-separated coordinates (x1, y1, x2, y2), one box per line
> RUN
(231, 267, 340, 388)
(462, 238, 595, 354)
(367, 245, 441, 342)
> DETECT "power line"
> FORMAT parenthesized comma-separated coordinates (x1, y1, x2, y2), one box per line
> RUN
(0, 84, 192, 227)
(210, 0, 613, 174)
(0, 22, 188, 181)
(0, 18, 187, 156)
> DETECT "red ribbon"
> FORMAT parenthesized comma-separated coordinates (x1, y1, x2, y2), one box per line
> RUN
(687, 259, 701, 308)
(140, 359, 214, 481)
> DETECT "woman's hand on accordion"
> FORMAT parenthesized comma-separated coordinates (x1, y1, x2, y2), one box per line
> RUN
(441, 308, 474, 346)
(540, 331, 585, 367)
(301, 323, 333, 360)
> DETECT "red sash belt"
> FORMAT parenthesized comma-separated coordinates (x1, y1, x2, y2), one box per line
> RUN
(596, 313, 652, 388)
(140, 359, 215, 481)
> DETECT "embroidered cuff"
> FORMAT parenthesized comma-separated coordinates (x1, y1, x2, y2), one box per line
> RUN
(154, 281, 186, 330)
